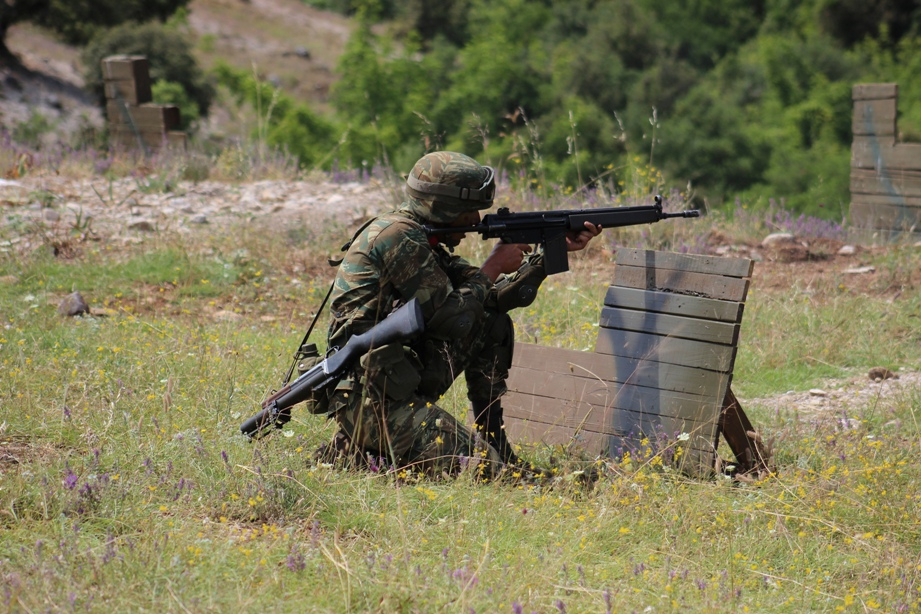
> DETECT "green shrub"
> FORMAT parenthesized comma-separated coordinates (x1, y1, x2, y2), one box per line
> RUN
(151, 79, 199, 130)
(11, 111, 55, 150)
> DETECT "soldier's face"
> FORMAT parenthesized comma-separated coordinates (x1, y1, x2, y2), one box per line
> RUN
(441, 210, 480, 247)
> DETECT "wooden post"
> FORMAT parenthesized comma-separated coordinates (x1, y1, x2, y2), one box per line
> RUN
(849, 83, 921, 242)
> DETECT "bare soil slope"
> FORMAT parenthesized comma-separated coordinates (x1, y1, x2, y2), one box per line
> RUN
(0, 0, 352, 141)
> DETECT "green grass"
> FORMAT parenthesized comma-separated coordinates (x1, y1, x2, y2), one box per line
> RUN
(3, 198, 921, 612)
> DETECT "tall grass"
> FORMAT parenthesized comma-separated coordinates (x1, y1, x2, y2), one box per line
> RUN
(2, 139, 921, 612)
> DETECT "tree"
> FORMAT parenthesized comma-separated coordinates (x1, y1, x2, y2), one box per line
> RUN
(818, 0, 920, 47)
(0, 0, 189, 58)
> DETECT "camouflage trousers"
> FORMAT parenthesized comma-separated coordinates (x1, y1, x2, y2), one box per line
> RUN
(328, 309, 514, 476)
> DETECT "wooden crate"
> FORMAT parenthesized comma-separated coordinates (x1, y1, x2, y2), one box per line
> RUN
(503, 248, 757, 477)
(849, 82, 921, 242)
(101, 55, 185, 153)
(101, 56, 152, 105)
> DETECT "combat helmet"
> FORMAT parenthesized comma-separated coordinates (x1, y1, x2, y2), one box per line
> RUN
(405, 151, 495, 224)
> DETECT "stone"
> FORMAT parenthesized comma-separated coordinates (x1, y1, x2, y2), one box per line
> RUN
(837, 244, 857, 256)
(213, 310, 244, 322)
(128, 219, 156, 232)
(58, 291, 90, 316)
(868, 367, 898, 381)
(761, 232, 796, 247)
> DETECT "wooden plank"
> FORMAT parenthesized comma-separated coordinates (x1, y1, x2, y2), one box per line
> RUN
(851, 136, 921, 171)
(594, 328, 737, 372)
(508, 357, 729, 399)
(605, 433, 716, 476)
(504, 380, 723, 431)
(167, 131, 188, 149)
(103, 79, 153, 106)
(512, 344, 732, 394)
(719, 389, 771, 474)
(849, 201, 921, 232)
(850, 193, 921, 208)
(614, 265, 750, 302)
(153, 105, 181, 130)
(508, 346, 730, 414)
(507, 413, 718, 464)
(504, 390, 719, 454)
(852, 99, 897, 136)
(599, 306, 739, 345)
(109, 133, 144, 151)
(111, 127, 170, 142)
(852, 83, 898, 101)
(503, 392, 718, 440)
(110, 118, 167, 132)
(850, 168, 921, 198)
(615, 248, 754, 278)
(101, 55, 149, 81)
(604, 286, 743, 323)
(106, 102, 180, 129)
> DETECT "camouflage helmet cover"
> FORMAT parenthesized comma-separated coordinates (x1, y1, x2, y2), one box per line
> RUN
(405, 151, 495, 224)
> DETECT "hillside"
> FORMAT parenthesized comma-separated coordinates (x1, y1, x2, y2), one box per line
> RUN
(0, 0, 352, 143)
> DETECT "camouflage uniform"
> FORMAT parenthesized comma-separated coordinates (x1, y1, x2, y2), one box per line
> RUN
(323, 152, 535, 476)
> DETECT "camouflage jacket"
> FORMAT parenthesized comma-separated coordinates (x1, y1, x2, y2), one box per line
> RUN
(327, 205, 493, 348)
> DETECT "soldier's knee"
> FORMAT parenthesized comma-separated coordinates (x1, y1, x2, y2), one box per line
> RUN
(484, 312, 514, 371)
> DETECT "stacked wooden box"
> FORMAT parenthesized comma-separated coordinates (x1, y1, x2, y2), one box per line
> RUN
(102, 55, 186, 151)
(502, 248, 754, 477)
(850, 83, 921, 241)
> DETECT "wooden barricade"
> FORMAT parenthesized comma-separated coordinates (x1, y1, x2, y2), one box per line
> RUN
(850, 83, 921, 242)
(102, 55, 187, 152)
(503, 248, 769, 477)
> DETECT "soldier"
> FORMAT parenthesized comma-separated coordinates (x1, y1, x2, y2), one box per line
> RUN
(319, 151, 600, 476)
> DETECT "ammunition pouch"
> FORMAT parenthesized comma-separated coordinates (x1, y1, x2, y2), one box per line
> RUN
(359, 342, 422, 401)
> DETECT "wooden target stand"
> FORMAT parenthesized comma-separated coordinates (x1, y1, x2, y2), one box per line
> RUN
(503, 248, 771, 478)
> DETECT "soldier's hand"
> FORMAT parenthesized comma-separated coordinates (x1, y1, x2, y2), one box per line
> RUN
(480, 242, 532, 282)
(566, 221, 602, 252)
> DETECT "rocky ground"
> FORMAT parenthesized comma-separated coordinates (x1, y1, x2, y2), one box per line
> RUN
(0, 173, 390, 242)
(745, 368, 920, 425)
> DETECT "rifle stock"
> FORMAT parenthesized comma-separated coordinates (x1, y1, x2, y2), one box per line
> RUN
(240, 298, 425, 438)
(426, 195, 699, 274)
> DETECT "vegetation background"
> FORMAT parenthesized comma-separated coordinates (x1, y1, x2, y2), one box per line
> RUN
(1, 0, 921, 612)
(2, 0, 921, 217)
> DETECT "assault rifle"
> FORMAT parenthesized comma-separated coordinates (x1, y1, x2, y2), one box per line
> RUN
(425, 195, 700, 274)
(240, 299, 425, 439)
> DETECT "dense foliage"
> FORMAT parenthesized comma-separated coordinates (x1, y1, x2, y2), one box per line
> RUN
(0, 0, 189, 53)
(282, 0, 921, 216)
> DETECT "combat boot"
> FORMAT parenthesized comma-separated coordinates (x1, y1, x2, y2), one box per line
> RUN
(313, 430, 358, 466)
(471, 399, 520, 466)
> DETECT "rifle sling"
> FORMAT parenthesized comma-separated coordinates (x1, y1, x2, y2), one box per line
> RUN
(282, 215, 380, 385)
